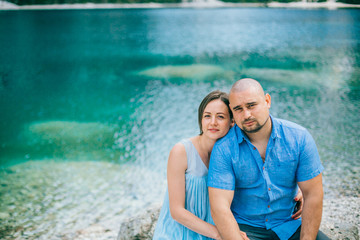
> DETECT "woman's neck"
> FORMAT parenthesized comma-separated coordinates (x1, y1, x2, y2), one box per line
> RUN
(195, 135, 216, 162)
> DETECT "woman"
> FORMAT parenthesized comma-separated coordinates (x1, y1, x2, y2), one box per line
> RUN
(153, 91, 302, 240)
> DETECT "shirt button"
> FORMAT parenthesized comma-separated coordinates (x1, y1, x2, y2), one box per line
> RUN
(266, 219, 268, 222)
(268, 188, 271, 191)
(253, 147, 256, 150)
(263, 167, 265, 170)
(268, 205, 270, 208)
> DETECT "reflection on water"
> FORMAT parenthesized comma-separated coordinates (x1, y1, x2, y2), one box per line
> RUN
(0, 8, 359, 239)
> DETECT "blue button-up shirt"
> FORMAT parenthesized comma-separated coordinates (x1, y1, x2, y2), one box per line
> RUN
(208, 116, 324, 240)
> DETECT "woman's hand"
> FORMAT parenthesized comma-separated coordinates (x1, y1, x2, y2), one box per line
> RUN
(213, 229, 248, 240)
(240, 230, 249, 240)
(291, 189, 303, 220)
(214, 232, 221, 240)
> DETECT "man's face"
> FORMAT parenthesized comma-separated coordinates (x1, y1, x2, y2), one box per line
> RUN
(229, 88, 271, 133)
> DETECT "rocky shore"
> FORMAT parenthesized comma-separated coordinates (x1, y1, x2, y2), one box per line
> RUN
(117, 197, 360, 240)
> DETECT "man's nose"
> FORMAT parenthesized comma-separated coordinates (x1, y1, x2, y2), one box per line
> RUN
(243, 109, 251, 119)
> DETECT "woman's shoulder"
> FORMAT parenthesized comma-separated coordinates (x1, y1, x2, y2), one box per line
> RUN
(171, 138, 194, 153)
(168, 140, 188, 168)
(170, 142, 186, 154)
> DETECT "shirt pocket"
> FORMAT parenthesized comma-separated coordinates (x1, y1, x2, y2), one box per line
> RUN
(269, 149, 298, 187)
(233, 157, 261, 188)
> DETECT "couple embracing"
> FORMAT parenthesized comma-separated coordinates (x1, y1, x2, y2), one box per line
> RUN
(153, 78, 329, 240)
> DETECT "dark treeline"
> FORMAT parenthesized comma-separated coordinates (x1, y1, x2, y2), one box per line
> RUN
(6, 0, 360, 6)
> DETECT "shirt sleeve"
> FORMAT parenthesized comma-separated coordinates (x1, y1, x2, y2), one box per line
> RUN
(208, 141, 236, 190)
(296, 130, 324, 182)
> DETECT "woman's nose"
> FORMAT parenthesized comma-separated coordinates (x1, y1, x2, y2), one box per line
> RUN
(211, 116, 217, 125)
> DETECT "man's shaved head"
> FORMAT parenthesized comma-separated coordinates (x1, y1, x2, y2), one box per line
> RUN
(230, 78, 265, 97)
(229, 78, 271, 134)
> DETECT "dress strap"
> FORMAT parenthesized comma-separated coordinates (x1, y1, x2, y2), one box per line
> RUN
(180, 139, 208, 177)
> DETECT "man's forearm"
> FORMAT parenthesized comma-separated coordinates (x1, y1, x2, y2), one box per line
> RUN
(300, 194, 323, 240)
(212, 208, 245, 240)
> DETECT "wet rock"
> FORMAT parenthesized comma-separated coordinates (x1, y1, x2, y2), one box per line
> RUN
(74, 224, 114, 240)
(117, 204, 161, 240)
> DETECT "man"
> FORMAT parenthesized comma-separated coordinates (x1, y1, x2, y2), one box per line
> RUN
(208, 78, 328, 240)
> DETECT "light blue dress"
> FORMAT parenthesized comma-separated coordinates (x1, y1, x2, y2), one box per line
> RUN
(153, 139, 215, 240)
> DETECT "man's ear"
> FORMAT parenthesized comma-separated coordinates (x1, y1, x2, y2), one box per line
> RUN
(230, 119, 235, 127)
(265, 93, 271, 109)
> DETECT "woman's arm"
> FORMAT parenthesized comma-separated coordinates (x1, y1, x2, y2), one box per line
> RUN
(167, 143, 221, 240)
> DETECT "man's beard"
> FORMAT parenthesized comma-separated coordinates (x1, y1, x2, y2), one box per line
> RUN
(241, 116, 270, 133)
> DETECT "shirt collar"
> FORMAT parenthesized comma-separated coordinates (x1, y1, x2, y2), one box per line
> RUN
(235, 124, 246, 144)
(270, 115, 282, 140)
(235, 114, 281, 143)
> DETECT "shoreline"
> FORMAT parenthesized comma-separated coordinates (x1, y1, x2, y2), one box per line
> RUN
(116, 197, 360, 239)
(1, 0, 360, 10)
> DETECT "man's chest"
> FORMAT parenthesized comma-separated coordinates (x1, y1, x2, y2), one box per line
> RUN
(232, 144, 299, 188)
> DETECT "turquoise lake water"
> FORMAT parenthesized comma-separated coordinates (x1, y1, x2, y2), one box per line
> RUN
(0, 8, 359, 239)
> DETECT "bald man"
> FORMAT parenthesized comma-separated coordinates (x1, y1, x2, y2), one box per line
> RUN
(208, 79, 329, 240)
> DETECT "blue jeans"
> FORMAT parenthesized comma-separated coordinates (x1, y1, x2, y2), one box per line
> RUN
(238, 224, 330, 240)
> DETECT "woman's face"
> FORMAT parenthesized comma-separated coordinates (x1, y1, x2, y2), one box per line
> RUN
(201, 99, 233, 140)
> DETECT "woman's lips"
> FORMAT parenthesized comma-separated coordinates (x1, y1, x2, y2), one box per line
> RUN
(208, 129, 219, 133)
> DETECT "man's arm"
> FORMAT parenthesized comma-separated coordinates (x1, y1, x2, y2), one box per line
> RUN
(297, 173, 323, 240)
(209, 187, 248, 240)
